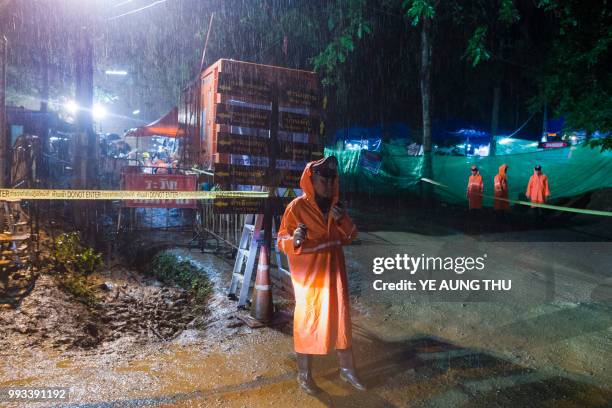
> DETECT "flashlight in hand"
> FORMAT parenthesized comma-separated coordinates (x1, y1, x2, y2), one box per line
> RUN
(294, 223, 307, 248)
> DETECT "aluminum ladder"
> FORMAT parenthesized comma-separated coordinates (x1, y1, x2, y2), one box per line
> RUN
(228, 214, 289, 308)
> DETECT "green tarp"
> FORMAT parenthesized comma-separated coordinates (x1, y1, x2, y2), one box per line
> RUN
(326, 143, 612, 206)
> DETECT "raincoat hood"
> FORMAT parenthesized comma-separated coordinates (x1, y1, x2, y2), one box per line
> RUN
(498, 164, 508, 179)
(299, 157, 339, 205)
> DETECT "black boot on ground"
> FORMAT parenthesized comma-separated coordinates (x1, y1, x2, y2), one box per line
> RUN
(296, 353, 322, 395)
(336, 348, 367, 391)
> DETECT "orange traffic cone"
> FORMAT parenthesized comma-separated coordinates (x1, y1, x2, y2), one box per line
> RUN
(250, 243, 273, 323)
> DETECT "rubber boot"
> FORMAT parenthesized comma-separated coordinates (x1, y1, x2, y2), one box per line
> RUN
(296, 353, 321, 395)
(337, 348, 367, 391)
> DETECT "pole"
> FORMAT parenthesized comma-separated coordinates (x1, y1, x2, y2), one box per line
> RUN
(199, 12, 214, 72)
(0, 36, 7, 188)
(74, 25, 94, 230)
(249, 85, 278, 323)
(40, 43, 50, 185)
(75, 28, 94, 189)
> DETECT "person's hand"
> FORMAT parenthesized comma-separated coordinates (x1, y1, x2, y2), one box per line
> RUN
(293, 223, 307, 248)
(331, 202, 346, 223)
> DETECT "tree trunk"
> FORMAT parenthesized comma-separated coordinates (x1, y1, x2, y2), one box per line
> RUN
(323, 86, 337, 147)
(490, 84, 501, 156)
(541, 102, 548, 141)
(420, 16, 433, 201)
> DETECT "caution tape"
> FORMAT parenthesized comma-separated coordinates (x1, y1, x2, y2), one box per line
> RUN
(0, 189, 269, 201)
(420, 178, 612, 217)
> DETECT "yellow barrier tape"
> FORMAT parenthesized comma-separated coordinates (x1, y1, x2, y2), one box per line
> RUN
(421, 178, 612, 217)
(0, 189, 269, 200)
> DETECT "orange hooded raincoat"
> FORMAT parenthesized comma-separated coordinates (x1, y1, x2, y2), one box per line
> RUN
(467, 172, 484, 209)
(277, 160, 357, 355)
(493, 164, 509, 210)
(526, 171, 550, 206)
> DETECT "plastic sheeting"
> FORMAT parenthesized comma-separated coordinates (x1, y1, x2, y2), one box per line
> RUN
(125, 107, 184, 138)
(495, 137, 540, 155)
(326, 144, 612, 205)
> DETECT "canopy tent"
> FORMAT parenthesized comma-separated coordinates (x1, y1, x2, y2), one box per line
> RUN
(125, 107, 184, 138)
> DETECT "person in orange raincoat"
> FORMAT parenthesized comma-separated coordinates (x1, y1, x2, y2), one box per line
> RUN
(278, 156, 366, 395)
(526, 165, 550, 218)
(493, 164, 510, 211)
(154, 157, 169, 174)
(467, 165, 484, 209)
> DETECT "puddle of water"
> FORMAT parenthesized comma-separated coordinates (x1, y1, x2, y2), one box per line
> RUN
(0, 377, 38, 387)
(56, 360, 72, 369)
(115, 360, 153, 374)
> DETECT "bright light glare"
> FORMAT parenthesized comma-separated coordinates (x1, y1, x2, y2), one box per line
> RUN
(105, 70, 128, 76)
(132, 109, 140, 115)
(498, 137, 512, 145)
(64, 100, 78, 114)
(93, 104, 107, 120)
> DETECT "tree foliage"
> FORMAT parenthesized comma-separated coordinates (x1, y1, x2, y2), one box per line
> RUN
(312, 0, 371, 85)
(0, 0, 610, 150)
(465, 26, 491, 67)
(403, 0, 436, 25)
(534, 0, 612, 149)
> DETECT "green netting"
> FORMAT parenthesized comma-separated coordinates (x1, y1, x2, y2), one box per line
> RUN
(326, 144, 612, 206)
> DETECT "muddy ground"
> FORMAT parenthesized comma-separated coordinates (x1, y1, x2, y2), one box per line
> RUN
(0, 267, 198, 351)
(0, 198, 611, 407)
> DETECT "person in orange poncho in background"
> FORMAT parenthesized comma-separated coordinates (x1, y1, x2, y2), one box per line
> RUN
(278, 156, 366, 395)
(494, 164, 510, 212)
(526, 164, 550, 219)
(467, 165, 484, 209)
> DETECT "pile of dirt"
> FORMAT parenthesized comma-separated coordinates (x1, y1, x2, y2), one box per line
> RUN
(0, 273, 97, 350)
(0, 268, 201, 352)
(98, 272, 199, 342)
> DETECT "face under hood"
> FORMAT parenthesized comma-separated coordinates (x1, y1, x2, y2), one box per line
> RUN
(299, 157, 340, 205)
